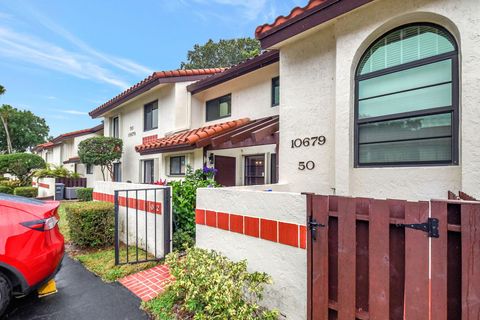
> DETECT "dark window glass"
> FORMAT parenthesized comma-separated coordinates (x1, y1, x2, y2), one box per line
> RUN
(272, 77, 280, 107)
(113, 163, 121, 182)
(144, 101, 158, 131)
(143, 160, 155, 184)
(170, 156, 185, 175)
(270, 153, 278, 184)
(112, 116, 119, 138)
(244, 155, 265, 186)
(206, 94, 231, 122)
(86, 164, 93, 175)
(355, 24, 458, 166)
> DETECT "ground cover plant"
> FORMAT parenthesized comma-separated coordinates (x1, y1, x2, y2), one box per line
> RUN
(144, 248, 278, 320)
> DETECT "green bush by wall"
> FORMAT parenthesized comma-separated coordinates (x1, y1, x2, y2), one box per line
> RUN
(13, 187, 38, 198)
(76, 188, 93, 202)
(0, 185, 13, 194)
(65, 201, 114, 248)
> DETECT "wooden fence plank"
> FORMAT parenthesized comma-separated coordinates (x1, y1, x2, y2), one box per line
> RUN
(337, 197, 356, 320)
(404, 201, 429, 320)
(430, 201, 448, 320)
(369, 199, 390, 319)
(461, 203, 480, 319)
(311, 195, 329, 320)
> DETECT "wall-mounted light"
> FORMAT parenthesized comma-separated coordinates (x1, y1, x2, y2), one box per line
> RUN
(208, 153, 214, 165)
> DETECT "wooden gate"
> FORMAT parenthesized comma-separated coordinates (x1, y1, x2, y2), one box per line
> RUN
(306, 195, 480, 320)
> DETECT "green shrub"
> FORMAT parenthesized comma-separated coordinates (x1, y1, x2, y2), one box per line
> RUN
(169, 166, 220, 250)
(145, 248, 278, 320)
(76, 188, 93, 202)
(34, 164, 80, 179)
(0, 185, 13, 194)
(65, 201, 114, 248)
(0, 153, 45, 185)
(13, 187, 38, 198)
(0, 180, 22, 189)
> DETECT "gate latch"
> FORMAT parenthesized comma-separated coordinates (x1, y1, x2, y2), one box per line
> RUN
(395, 218, 439, 238)
(308, 218, 325, 241)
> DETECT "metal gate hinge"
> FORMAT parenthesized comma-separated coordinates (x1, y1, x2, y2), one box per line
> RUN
(395, 218, 439, 238)
(308, 218, 325, 241)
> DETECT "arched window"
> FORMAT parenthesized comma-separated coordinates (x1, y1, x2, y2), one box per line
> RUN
(355, 24, 458, 166)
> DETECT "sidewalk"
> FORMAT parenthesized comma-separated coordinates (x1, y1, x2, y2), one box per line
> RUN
(118, 264, 172, 301)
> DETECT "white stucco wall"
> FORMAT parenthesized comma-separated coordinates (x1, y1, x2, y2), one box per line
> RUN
(94, 181, 172, 258)
(102, 82, 198, 183)
(196, 188, 307, 320)
(276, 0, 479, 200)
(191, 63, 279, 128)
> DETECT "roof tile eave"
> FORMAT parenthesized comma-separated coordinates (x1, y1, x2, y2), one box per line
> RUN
(90, 68, 225, 118)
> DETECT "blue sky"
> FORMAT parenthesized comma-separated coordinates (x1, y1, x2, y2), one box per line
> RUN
(0, 0, 304, 137)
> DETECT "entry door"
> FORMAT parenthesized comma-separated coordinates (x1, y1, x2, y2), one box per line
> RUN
(214, 156, 236, 187)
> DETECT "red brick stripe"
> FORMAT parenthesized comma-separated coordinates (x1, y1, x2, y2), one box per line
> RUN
(92, 192, 162, 214)
(196, 208, 306, 249)
(38, 183, 50, 189)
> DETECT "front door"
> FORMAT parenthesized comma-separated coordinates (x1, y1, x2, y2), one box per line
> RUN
(214, 156, 236, 187)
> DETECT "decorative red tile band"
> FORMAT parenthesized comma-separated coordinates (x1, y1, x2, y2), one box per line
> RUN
(142, 135, 158, 144)
(33, 181, 50, 189)
(93, 192, 162, 214)
(196, 209, 307, 249)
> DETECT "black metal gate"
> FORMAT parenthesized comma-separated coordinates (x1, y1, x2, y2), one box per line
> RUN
(114, 187, 171, 265)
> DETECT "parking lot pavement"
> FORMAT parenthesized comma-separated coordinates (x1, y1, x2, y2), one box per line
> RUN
(4, 256, 150, 320)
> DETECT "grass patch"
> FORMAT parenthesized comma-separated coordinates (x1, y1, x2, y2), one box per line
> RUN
(58, 203, 70, 243)
(76, 246, 158, 282)
(58, 202, 158, 282)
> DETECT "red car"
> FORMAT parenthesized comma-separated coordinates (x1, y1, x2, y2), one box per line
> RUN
(0, 193, 64, 315)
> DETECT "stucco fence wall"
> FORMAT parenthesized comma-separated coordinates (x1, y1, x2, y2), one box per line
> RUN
(93, 181, 172, 259)
(196, 187, 307, 320)
(32, 177, 56, 198)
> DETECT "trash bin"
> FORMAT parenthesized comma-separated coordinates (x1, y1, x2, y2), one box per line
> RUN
(55, 183, 65, 200)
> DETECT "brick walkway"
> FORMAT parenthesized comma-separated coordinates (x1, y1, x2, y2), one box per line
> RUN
(118, 264, 172, 301)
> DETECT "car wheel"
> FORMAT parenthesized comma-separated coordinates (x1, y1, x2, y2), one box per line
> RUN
(0, 273, 11, 316)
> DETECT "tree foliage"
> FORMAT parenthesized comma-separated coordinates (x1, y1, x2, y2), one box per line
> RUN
(0, 104, 49, 153)
(78, 137, 122, 181)
(0, 153, 46, 186)
(180, 38, 261, 69)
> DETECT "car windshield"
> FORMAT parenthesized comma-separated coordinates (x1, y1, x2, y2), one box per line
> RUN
(0, 193, 45, 205)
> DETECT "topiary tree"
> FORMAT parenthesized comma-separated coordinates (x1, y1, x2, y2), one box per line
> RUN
(78, 137, 122, 181)
(0, 153, 46, 186)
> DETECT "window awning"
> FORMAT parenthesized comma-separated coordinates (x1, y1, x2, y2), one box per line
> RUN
(135, 116, 279, 155)
(63, 156, 81, 164)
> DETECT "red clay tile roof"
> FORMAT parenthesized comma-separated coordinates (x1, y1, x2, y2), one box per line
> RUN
(35, 123, 103, 151)
(136, 118, 250, 154)
(89, 69, 225, 118)
(255, 0, 372, 48)
(255, 0, 327, 38)
(187, 51, 279, 95)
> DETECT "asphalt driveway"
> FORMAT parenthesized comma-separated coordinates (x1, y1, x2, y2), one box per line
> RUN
(4, 256, 150, 320)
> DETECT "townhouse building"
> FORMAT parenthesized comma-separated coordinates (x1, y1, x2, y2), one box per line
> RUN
(34, 123, 104, 186)
(88, 69, 224, 184)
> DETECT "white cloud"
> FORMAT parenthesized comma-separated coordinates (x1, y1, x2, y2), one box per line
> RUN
(0, 27, 130, 90)
(24, 8, 153, 76)
(56, 109, 88, 116)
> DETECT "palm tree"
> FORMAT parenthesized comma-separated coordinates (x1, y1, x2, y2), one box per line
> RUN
(0, 85, 13, 153)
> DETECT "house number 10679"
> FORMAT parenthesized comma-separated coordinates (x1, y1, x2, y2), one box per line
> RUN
(291, 136, 326, 148)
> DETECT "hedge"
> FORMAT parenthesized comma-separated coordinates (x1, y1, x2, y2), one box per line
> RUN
(65, 201, 114, 248)
(13, 187, 38, 198)
(0, 185, 13, 194)
(76, 188, 93, 202)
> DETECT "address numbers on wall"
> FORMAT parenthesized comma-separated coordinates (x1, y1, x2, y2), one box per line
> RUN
(291, 136, 326, 171)
(291, 136, 326, 148)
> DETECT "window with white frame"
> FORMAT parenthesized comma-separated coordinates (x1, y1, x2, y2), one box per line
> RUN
(143, 159, 155, 184)
(355, 24, 458, 167)
(144, 100, 158, 131)
(112, 116, 120, 138)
